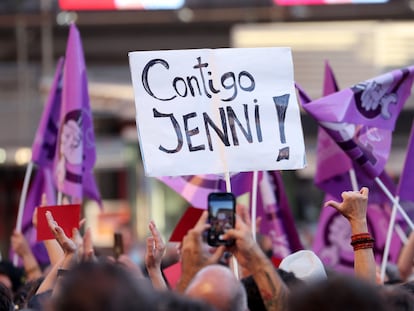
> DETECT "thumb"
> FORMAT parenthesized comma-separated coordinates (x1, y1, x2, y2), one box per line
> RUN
(324, 200, 341, 210)
(209, 245, 226, 264)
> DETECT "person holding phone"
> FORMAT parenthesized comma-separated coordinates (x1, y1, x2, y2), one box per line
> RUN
(177, 194, 289, 311)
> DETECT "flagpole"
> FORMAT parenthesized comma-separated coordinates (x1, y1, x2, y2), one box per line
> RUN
(375, 177, 414, 230)
(224, 171, 239, 279)
(14, 161, 34, 266)
(349, 168, 358, 191)
(251, 170, 259, 242)
(394, 224, 408, 244)
(57, 191, 63, 205)
(380, 196, 399, 283)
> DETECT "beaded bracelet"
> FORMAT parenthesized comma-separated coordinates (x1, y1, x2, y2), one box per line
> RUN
(350, 233, 375, 251)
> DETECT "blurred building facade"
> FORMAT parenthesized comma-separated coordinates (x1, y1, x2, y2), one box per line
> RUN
(0, 0, 413, 255)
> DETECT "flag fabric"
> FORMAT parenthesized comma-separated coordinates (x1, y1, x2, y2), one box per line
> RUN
(315, 63, 353, 198)
(299, 67, 414, 180)
(398, 121, 414, 202)
(322, 60, 339, 96)
(54, 23, 101, 205)
(31, 57, 64, 167)
(312, 195, 402, 275)
(312, 63, 396, 202)
(308, 64, 402, 275)
(302, 66, 414, 178)
(256, 171, 302, 258)
(304, 66, 414, 131)
(10, 168, 56, 266)
(158, 172, 260, 209)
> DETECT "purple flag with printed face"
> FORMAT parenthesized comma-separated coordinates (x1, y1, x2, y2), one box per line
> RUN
(158, 172, 260, 209)
(304, 66, 414, 131)
(398, 121, 414, 202)
(300, 66, 414, 179)
(10, 168, 56, 266)
(256, 171, 302, 258)
(54, 24, 101, 205)
(313, 195, 402, 275)
(312, 63, 396, 201)
(31, 57, 64, 167)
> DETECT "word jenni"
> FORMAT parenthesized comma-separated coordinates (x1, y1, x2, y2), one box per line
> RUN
(142, 57, 256, 102)
(154, 103, 263, 153)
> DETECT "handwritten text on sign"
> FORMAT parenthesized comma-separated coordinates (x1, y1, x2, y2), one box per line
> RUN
(129, 48, 306, 176)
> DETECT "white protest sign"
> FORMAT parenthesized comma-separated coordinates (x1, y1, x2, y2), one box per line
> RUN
(129, 48, 306, 177)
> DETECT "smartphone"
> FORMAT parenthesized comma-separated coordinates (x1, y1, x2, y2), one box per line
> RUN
(113, 232, 124, 260)
(207, 192, 236, 247)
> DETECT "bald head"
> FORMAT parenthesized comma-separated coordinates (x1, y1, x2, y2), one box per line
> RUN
(185, 265, 247, 311)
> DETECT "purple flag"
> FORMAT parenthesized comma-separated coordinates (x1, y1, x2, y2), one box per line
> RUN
(313, 195, 402, 275)
(54, 24, 101, 205)
(304, 66, 414, 130)
(31, 57, 64, 167)
(322, 60, 339, 96)
(313, 63, 396, 202)
(158, 172, 259, 209)
(257, 171, 302, 258)
(315, 63, 353, 196)
(299, 67, 411, 179)
(10, 168, 56, 266)
(398, 121, 414, 202)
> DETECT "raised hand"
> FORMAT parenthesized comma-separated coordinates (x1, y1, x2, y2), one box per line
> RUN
(145, 220, 166, 271)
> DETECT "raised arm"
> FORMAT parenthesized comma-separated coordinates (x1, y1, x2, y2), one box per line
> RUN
(11, 230, 42, 281)
(175, 211, 225, 293)
(224, 205, 289, 311)
(325, 187, 376, 283)
(397, 231, 414, 281)
(145, 220, 167, 290)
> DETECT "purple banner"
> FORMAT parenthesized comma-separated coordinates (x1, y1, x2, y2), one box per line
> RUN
(54, 24, 101, 205)
(31, 57, 64, 168)
(10, 168, 55, 266)
(257, 171, 302, 258)
(305, 66, 414, 131)
(398, 121, 414, 202)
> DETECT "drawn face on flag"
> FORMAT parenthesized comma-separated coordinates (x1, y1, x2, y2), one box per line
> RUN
(60, 111, 83, 165)
(56, 109, 83, 188)
(352, 71, 397, 120)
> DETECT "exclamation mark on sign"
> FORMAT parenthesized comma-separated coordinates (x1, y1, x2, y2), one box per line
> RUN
(273, 94, 290, 161)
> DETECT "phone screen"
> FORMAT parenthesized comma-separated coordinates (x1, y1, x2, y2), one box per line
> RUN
(207, 192, 235, 247)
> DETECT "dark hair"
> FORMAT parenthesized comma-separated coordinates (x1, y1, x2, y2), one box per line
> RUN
(14, 277, 44, 309)
(0, 282, 14, 311)
(381, 283, 414, 311)
(0, 260, 24, 293)
(52, 261, 158, 311)
(276, 268, 305, 289)
(289, 275, 390, 311)
(52, 261, 217, 311)
(241, 275, 266, 311)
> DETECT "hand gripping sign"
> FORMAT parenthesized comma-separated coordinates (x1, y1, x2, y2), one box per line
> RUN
(129, 48, 306, 177)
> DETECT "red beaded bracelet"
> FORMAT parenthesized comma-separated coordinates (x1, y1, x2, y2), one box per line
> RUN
(353, 242, 375, 251)
(350, 233, 375, 251)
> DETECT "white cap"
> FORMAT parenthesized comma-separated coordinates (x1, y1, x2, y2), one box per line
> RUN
(279, 250, 327, 284)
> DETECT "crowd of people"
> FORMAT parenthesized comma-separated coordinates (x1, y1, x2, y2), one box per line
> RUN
(1, 187, 414, 310)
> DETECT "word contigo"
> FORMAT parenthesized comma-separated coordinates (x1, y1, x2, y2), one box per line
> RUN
(141, 57, 255, 102)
